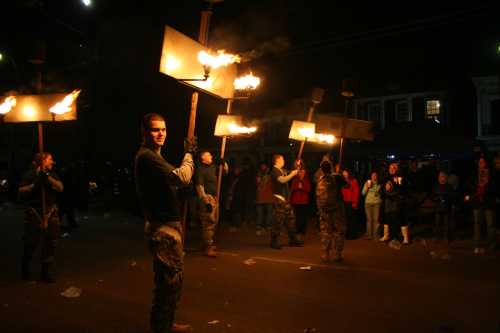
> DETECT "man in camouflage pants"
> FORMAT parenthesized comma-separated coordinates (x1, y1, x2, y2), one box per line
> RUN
(195, 150, 227, 258)
(135, 113, 196, 333)
(269, 154, 303, 249)
(315, 159, 347, 262)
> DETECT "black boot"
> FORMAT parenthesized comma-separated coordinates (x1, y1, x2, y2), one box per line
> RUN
(41, 263, 56, 283)
(21, 257, 32, 281)
(270, 235, 282, 250)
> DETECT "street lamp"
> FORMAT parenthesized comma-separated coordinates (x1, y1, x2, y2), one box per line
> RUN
(81, 0, 91, 7)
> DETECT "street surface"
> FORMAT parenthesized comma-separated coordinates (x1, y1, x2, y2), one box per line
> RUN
(1, 204, 499, 333)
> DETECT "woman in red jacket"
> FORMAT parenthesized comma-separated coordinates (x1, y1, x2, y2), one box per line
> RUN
(341, 169, 360, 239)
(290, 168, 311, 242)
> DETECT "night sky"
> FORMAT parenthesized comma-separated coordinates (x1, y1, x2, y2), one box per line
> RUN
(1, 0, 499, 169)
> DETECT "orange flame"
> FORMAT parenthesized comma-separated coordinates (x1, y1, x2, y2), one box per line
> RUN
(228, 122, 257, 135)
(315, 133, 336, 144)
(234, 73, 260, 90)
(0, 96, 16, 114)
(198, 50, 241, 69)
(49, 90, 81, 115)
(298, 127, 315, 138)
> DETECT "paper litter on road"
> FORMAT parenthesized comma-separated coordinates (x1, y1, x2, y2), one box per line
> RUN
(130, 261, 137, 267)
(243, 258, 256, 265)
(304, 328, 319, 333)
(60, 286, 82, 298)
(299, 266, 312, 271)
(388, 239, 402, 250)
(208, 320, 220, 325)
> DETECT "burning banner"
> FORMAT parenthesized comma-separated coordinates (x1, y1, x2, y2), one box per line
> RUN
(234, 73, 261, 91)
(214, 114, 257, 137)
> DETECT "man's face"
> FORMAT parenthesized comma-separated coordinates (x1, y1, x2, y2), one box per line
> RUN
(146, 120, 166, 148)
(342, 170, 349, 179)
(43, 155, 54, 171)
(438, 172, 447, 184)
(275, 156, 284, 168)
(389, 163, 398, 175)
(201, 151, 213, 165)
(259, 164, 268, 172)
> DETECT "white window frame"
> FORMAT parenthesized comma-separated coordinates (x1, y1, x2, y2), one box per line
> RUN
(395, 100, 411, 122)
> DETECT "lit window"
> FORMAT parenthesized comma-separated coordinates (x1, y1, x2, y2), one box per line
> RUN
(395, 101, 411, 122)
(426, 100, 440, 120)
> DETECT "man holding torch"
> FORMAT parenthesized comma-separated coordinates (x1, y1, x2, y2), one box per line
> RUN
(195, 150, 228, 258)
(19, 152, 64, 283)
(134, 113, 196, 333)
(269, 154, 304, 249)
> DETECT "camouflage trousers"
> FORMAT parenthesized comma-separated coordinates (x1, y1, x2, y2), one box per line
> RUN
(199, 198, 218, 247)
(22, 207, 60, 265)
(148, 221, 184, 333)
(318, 206, 346, 255)
(271, 198, 297, 238)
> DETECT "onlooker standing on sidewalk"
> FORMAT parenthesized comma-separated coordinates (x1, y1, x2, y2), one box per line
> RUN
(290, 167, 311, 242)
(255, 163, 273, 235)
(341, 169, 360, 239)
(465, 156, 498, 255)
(431, 171, 455, 243)
(380, 163, 410, 245)
(361, 171, 382, 240)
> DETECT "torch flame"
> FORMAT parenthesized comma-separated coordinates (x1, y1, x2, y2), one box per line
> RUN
(234, 73, 261, 91)
(49, 90, 81, 115)
(315, 133, 336, 144)
(0, 96, 16, 114)
(198, 50, 241, 69)
(298, 127, 315, 139)
(228, 122, 257, 135)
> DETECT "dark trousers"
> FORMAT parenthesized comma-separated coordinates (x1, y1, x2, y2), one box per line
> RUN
(59, 204, 78, 231)
(22, 209, 60, 266)
(293, 204, 309, 235)
(434, 212, 454, 241)
(343, 202, 358, 239)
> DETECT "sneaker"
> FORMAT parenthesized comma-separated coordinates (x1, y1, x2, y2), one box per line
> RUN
(320, 253, 331, 263)
(256, 229, 263, 236)
(332, 254, 343, 262)
(473, 247, 481, 255)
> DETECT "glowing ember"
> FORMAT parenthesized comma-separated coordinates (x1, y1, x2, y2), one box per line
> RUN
(228, 122, 257, 135)
(298, 127, 315, 138)
(0, 96, 16, 114)
(234, 73, 260, 90)
(198, 50, 240, 69)
(49, 90, 81, 115)
(315, 133, 336, 144)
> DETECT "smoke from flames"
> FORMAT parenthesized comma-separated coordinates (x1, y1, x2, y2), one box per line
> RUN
(239, 37, 290, 63)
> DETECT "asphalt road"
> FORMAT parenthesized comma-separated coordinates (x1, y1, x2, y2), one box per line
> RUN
(1, 204, 499, 333)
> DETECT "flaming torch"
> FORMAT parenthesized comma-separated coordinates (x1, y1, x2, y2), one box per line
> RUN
(234, 72, 260, 91)
(314, 133, 336, 144)
(198, 49, 240, 79)
(0, 96, 16, 115)
(49, 90, 81, 115)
